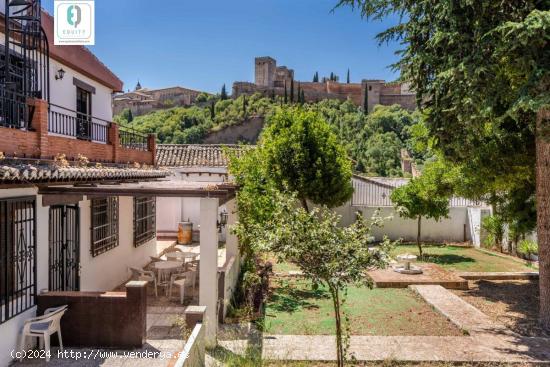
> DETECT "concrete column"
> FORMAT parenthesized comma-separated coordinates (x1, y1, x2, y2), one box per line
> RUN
(199, 197, 219, 347)
(225, 199, 239, 261)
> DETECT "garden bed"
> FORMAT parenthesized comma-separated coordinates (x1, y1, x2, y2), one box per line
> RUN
(262, 278, 462, 336)
(391, 244, 535, 273)
(452, 280, 547, 338)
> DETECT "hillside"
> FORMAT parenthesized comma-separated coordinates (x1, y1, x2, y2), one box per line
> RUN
(115, 94, 425, 176)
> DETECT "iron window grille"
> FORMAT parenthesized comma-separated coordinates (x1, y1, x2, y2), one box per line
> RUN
(134, 196, 156, 247)
(91, 197, 119, 257)
(0, 197, 37, 325)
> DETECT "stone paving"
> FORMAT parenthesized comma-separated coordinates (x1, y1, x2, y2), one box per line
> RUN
(13, 306, 187, 367)
(217, 285, 550, 364)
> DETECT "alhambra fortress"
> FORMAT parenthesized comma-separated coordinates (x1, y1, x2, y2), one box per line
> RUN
(113, 56, 417, 116)
(232, 56, 416, 110)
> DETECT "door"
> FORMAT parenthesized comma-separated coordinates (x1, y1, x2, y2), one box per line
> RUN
(76, 87, 92, 140)
(49, 205, 80, 291)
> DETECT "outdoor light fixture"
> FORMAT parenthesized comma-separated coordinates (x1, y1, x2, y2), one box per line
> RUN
(217, 209, 228, 232)
(55, 68, 65, 80)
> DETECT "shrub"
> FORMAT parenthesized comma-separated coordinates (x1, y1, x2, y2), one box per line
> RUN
(517, 239, 538, 259)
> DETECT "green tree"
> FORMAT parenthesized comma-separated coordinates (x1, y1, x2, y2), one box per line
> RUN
(363, 84, 369, 114)
(338, 0, 550, 328)
(346, 68, 350, 83)
(284, 80, 288, 104)
(243, 94, 248, 118)
(254, 194, 392, 367)
(290, 79, 295, 103)
(220, 84, 228, 100)
(313, 71, 319, 82)
(262, 107, 354, 210)
(391, 160, 452, 257)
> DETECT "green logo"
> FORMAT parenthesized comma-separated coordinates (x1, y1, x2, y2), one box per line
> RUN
(67, 5, 81, 28)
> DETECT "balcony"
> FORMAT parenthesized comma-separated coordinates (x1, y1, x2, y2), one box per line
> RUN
(0, 97, 157, 165)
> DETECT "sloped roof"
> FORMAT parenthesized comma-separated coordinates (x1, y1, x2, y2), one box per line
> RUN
(0, 163, 168, 184)
(156, 144, 250, 168)
(41, 11, 124, 91)
(352, 175, 484, 208)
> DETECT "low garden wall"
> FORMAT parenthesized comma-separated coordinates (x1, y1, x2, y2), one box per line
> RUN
(36, 281, 147, 348)
(172, 323, 205, 367)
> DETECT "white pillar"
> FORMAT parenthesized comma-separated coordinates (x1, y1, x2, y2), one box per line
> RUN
(225, 199, 239, 261)
(199, 197, 219, 347)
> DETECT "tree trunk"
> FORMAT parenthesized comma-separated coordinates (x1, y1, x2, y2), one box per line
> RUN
(300, 197, 309, 212)
(536, 109, 550, 331)
(417, 216, 423, 258)
(330, 285, 344, 367)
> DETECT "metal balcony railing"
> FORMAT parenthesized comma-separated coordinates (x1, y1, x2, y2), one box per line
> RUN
(119, 125, 148, 151)
(48, 103, 110, 143)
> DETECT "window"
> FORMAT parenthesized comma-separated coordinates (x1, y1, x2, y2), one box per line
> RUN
(76, 87, 92, 140)
(0, 197, 36, 325)
(133, 197, 156, 247)
(91, 197, 119, 257)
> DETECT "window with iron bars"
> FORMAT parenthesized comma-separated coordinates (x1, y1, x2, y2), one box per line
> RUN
(0, 197, 36, 325)
(134, 197, 156, 247)
(91, 197, 119, 257)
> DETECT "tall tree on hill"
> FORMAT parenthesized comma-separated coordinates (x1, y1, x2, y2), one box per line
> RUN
(220, 84, 228, 100)
(313, 71, 319, 83)
(363, 84, 369, 114)
(330, 72, 335, 81)
(243, 95, 248, 118)
(301, 89, 305, 105)
(346, 69, 350, 84)
(210, 100, 215, 119)
(338, 0, 550, 329)
(284, 80, 288, 104)
(290, 79, 295, 103)
(297, 83, 302, 105)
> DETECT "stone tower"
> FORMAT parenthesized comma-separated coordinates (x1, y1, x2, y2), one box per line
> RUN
(255, 57, 276, 87)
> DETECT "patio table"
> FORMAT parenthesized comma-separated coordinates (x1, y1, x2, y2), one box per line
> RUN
(165, 251, 199, 262)
(153, 260, 183, 271)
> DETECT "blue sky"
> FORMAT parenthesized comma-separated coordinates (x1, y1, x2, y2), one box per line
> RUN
(42, 0, 401, 93)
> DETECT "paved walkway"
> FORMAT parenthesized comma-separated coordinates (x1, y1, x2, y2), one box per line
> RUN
(14, 306, 186, 367)
(218, 285, 550, 363)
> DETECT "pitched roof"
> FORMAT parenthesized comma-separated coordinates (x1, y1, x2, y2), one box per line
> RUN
(40, 11, 124, 92)
(352, 175, 484, 208)
(0, 163, 168, 184)
(156, 144, 250, 168)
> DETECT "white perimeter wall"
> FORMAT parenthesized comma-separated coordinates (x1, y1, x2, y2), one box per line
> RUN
(79, 196, 157, 291)
(335, 205, 472, 243)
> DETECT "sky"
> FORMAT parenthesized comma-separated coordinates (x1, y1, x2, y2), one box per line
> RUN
(42, 0, 401, 93)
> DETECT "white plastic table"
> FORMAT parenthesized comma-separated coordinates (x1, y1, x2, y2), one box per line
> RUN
(165, 251, 199, 262)
(153, 260, 183, 271)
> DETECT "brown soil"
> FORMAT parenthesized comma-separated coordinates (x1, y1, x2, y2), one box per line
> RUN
(452, 280, 548, 338)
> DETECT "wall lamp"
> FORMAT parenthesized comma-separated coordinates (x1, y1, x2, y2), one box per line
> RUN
(55, 68, 66, 80)
(217, 209, 228, 232)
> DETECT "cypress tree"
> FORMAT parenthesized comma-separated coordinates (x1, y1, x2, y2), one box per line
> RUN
(290, 79, 295, 103)
(210, 100, 216, 119)
(284, 80, 288, 104)
(301, 89, 305, 104)
(221, 84, 228, 100)
(363, 84, 369, 114)
(297, 83, 301, 104)
(243, 95, 247, 118)
(347, 69, 350, 84)
(313, 71, 319, 83)
(127, 109, 134, 123)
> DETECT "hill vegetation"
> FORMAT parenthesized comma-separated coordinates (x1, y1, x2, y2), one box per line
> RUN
(115, 94, 424, 176)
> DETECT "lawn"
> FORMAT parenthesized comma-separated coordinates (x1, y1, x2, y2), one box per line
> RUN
(263, 278, 462, 336)
(390, 244, 534, 273)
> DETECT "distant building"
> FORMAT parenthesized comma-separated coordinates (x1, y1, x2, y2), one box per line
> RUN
(233, 56, 416, 111)
(113, 84, 209, 116)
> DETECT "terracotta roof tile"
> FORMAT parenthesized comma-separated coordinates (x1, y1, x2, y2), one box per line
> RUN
(156, 144, 251, 168)
(0, 164, 168, 184)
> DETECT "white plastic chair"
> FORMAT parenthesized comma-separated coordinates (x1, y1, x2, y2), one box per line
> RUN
(129, 267, 158, 297)
(18, 305, 68, 362)
(168, 270, 197, 304)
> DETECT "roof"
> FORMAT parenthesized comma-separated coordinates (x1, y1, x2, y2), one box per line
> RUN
(352, 175, 485, 208)
(156, 144, 251, 168)
(0, 163, 168, 184)
(41, 11, 124, 92)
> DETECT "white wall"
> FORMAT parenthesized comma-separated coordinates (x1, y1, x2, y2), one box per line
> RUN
(79, 196, 157, 292)
(335, 204, 472, 243)
(156, 169, 228, 239)
(0, 188, 48, 367)
(49, 59, 115, 121)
